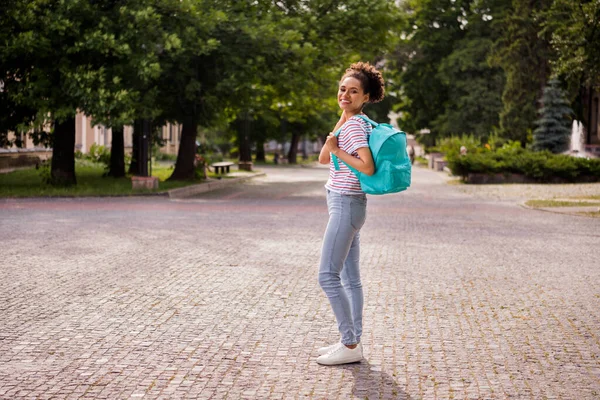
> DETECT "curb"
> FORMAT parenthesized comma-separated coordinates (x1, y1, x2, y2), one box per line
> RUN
(167, 172, 266, 199)
(518, 201, 600, 217)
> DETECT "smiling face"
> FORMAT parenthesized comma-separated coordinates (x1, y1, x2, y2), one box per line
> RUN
(338, 76, 370, 116)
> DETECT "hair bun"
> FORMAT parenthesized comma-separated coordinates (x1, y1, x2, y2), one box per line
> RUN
(344, 62, 385, 103)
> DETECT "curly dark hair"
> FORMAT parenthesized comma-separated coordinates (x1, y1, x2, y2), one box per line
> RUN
(341, 61, 385, 103)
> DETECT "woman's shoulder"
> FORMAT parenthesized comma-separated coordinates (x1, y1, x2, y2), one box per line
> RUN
(341, 115, 370, 136)
(342, 115, 368, 131)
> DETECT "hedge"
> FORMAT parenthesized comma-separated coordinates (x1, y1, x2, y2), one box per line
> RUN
(448, 148, 600, 183)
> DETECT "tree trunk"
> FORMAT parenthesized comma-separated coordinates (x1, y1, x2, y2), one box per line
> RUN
(50, 115, 76, 186)
(108, 125, 125, 178)
(238, 115, 252, 162)
(128, 119, 141, 174)
(168, 115, 197, 180)
(302, 134, 308, 160)
(255, 139, 265, 162)
(287, 128, 300, 164)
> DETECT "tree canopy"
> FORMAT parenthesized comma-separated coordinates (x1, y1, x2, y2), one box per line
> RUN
(1, 0, 597, 185)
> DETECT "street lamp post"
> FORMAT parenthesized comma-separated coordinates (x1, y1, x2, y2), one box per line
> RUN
(137, 119, 150, 177)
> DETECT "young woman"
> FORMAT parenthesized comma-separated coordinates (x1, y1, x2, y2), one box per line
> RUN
(316, 62, 385, 365)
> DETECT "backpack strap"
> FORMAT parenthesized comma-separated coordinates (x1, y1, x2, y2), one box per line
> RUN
(354, 114, 379, 127)
(331, 128, 361, 175)
(331, 127, 343, 171)
(331, 115, 372, 173)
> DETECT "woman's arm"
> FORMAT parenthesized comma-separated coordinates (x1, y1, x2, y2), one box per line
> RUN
(318, 142, 331, 164)
(319, 112, 349, 165)
(330, 145, 375, 176)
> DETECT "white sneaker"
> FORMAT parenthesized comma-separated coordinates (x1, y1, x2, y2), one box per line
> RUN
(318, 342, 363, 356)
(316, 343, 363, 365)
(317, 343, 340, 356)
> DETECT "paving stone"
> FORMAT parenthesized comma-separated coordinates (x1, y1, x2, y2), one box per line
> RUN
(0, 165, 599, 399)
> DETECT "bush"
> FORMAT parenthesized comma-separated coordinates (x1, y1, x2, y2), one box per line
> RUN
(449, 147, 600, 183)
(86, 144, 111, 167)
(155, 152, 177, 161)
(437, 135, 481, 160)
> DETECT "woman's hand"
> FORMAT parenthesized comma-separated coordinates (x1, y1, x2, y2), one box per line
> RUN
(325, 132, 339, 154)
(318, 111, 349, 164)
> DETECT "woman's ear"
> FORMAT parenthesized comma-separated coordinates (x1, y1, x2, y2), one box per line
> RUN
(363, 93, 370, 104)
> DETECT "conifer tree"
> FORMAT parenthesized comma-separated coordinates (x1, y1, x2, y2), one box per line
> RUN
(532, 78, 573, 153)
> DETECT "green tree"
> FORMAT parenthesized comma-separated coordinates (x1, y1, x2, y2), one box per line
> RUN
(4, 0, 103, 185)
(260, 0, 400, 163)
(392, 0, 505, 143)
(533, 78, 573, 153)
(1, 0, 167, 184)
(543, 0, 600, 91)
(0, 0, 41, 147)
(434, 1, 505, 139)
(490, 0, 553, 145)
(542, 0, 600, 140)
(76, 1, 172, 178)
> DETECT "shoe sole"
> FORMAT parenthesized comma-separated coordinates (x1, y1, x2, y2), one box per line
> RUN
(318, 343, 362, 356)
(316, 356, 363, 366)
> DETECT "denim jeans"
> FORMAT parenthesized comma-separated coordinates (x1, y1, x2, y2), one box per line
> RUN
(318, 189, 367, 345)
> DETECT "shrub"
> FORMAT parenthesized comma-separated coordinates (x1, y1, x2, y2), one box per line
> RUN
(448, 148, 600, 183)
(437, 135, 481, 160)
(86, 144, 111, 166)
(155, 152, 177, 161)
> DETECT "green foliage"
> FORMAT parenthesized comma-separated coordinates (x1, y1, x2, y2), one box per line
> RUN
(37, 159, 52, 185)
(0, 160, 193, 197)
(489, 0, 553, 144)
(85, 144, 112, 167)
(154, 152, 178, 162)
(542, 0, 600, 90)
(533, 78, 573, 153)
(448, 147, 600, 182)
(391, 0, 597, 151)
(392, 0, 505, 142)
(437, 135, 482, 160)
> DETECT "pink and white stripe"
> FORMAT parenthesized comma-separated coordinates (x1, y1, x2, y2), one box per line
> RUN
(325, 116, 372, 195)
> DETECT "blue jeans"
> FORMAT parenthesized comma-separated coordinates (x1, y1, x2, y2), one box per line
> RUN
(318, 189, 367, 345)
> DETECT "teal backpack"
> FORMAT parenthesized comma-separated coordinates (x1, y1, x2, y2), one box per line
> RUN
(332, 115, 411, 195)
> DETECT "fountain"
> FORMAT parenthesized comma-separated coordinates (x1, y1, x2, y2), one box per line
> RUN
(568, 120, 595, 158)
(570, 120, 583, 153)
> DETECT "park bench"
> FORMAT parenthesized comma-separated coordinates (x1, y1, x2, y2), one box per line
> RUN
(211, 161, 235, 174)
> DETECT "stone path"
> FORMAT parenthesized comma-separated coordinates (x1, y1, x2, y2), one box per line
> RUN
(1, 165, 599, 399)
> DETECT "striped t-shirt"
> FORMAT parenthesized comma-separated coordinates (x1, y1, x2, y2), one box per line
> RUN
(325, 116, 372, 195)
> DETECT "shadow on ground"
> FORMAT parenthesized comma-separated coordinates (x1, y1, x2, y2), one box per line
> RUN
(342, 360, 411, 399)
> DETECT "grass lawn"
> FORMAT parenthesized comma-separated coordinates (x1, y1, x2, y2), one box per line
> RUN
(579, 211, 600, 217)
(253, 154, 319, 166)
(0, 160, 203, 198)
(525, 199, 600, 208)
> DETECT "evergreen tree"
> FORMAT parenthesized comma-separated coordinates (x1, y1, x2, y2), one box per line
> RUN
(532, 78, 572, 153)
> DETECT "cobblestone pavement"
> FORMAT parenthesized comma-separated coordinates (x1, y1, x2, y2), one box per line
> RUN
(1, 165, 599, 399)
(453, 180, 600, 203)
